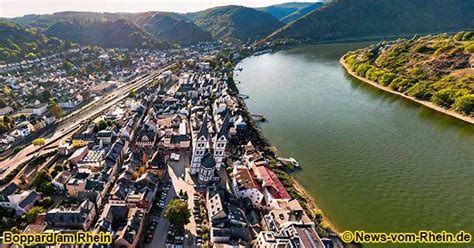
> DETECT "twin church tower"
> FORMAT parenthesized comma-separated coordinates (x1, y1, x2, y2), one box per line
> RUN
(190, 113, 231, 185)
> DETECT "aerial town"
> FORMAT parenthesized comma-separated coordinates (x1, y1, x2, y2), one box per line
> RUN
(0, 42, 335, 248)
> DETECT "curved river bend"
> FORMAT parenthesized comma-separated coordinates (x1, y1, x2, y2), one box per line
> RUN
(235, 42, 474, 247)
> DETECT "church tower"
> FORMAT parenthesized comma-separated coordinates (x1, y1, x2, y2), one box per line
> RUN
(198, 151, 216, 184)
(191, 114, 209, 174)
(213, 112, 230, 170)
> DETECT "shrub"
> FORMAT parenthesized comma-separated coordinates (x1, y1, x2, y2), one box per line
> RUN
(25, 207, 44, 223)
(465, 43, 474, 53)
(33, 171, 55, 195)
(355, 63, 372, 77)
(431, 88, 457, 108)
(409, 67, 427, 80)
(389, 77, 415, 92)
(379, 72, 397, 86)
(452, 94, 474, 115)
(37, 197, 53, 208)
(407, 82, 434, 100)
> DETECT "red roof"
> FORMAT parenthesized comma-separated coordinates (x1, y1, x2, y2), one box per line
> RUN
(257, 166, 291, 200)
(236, 168, 263, 192)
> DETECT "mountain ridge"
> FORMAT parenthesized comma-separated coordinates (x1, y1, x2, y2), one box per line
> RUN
(266, 0, 474, 43)
(192, 5, 285, 41)
(44, 19, 170, 49)
(133, 12, 212, 46)
(257, 2, 314, 21)
(0, 21, 76, 62)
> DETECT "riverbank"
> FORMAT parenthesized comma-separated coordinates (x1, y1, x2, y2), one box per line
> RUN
(290, 175, 341, 233)
(340, 58, 474, 125)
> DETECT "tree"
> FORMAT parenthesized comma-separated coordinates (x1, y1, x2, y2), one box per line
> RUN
(407, 82, 434, 100)
(224, 61, 233, 69)
(431, 88, 457, 108)
(355, 63, 372, 77)
(32, 138, 46, 147)
(3, 85, 12, 98)
(164, 199, 190, 230)
(62, 61, 74, 71)
(378, 72, 396, 86)
(33, 171, 55, 195)
(37, 196, 53, 208)
(40, 91, 52, 103)
(129, 89, 137, 98)
(0, 206, 17, 232)
(452, 94, 474, 115)
(25, 206, 44, 223)
(465, 43, 474, 53)
(0, 122, 7, 134)
(26, 52, 37, 60)
(0, 98, 7, 108)
(54, 165, 64, 173)
(99, 120, 107, 131)
(48, 100, 63, 119)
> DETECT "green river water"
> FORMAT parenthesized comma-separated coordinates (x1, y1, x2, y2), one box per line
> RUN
(235, 42, 474, 247)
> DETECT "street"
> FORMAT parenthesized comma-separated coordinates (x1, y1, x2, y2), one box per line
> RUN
(146, 150, 201, 248)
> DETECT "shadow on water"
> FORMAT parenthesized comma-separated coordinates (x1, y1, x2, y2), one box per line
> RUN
(343, 69, 474, 137)
(345, 72, 400, 105)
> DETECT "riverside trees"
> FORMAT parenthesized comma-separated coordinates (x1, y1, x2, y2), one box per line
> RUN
(343, 32, 474, 116)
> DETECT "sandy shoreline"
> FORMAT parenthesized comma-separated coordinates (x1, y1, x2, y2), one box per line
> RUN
(340, 58, 474, 124)
(291, 176, 341, 233)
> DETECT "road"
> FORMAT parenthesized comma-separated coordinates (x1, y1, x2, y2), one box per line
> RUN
(147, 151, 200, 248)
(0, 65, 171, 180)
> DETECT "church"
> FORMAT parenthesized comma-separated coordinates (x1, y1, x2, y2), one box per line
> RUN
(190, 112, 231, 185)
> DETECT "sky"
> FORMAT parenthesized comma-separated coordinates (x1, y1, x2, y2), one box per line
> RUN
(0, 0, 319, 18)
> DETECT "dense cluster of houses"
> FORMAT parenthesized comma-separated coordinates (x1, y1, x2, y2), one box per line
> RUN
(0, 46, 178, 151)
(0, 42, 332, 248)
(179, 69, 332, 247)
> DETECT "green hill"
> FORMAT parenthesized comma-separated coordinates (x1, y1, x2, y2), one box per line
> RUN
(257, 2, 314, 21)
(0, 21, 75, 62)
(267, 0, 474, 42)
(44, 19, 169, 49)
(192, 5, 284, 41)
(134, 12, 212, 46)
(7, 11, 124, 29)
(343, 32, 474, 116)
(280, 2, 324, 23)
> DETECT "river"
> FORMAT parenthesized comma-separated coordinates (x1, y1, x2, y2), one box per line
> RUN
(235, 42, 474, 247)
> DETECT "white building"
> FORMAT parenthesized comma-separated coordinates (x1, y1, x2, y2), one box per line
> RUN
(232, 167, 265, 209)
(191, 114, 210, 175)
(213, 113, 230, 170)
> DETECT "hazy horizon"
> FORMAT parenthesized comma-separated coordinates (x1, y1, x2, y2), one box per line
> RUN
(0, 0, 320, 18)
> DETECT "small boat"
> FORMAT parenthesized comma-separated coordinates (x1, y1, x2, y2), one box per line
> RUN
(277, 157, 301, 168)
(289, 157, 300, 168)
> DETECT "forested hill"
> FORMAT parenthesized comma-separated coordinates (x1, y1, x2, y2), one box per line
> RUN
(6, 11, 124, 29)
(266, 0, 474, 43)
(257, 2, 313, 21)
(0, 21, 76, 62)
(191, 5, 285, 41)
(44, 19, 170, 49)
(280, 2, 324, 23)
(133, 12, 212, 46)
(343, 32, 474, 116)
